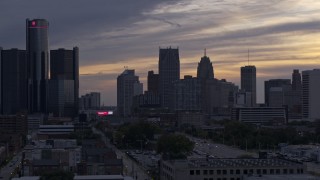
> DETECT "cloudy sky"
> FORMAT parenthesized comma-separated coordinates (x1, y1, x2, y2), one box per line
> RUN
(1, 0, 320, 105)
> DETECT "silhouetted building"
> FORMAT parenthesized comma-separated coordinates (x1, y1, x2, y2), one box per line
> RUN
(117, 69, 142, 117)
(173, 75, 201, 111)
(292, 69, 302, 92)
(147, 70, 159, 94)
(197, 51, 214, 79)
(48, 47, 79, 117)
(0, 49, 28, 114)
(264, 79, 291, 106)
(26, 19, 49, 113)
(159, 47, 180, 110)
(79, 92, 101, 110)
(197, 51, 214, 111)
(241, 66, 256, 106)
(302, 69, 320, 121)
(205, 79, 238, 116)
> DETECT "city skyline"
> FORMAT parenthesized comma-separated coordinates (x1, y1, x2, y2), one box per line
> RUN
(1, 0, 320, 105)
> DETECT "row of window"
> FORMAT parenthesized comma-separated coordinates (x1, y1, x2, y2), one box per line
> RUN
(203, 178, 240, 180)
(190, 168, 304, 175)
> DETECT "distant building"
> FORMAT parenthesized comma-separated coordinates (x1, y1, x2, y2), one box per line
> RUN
(160, 158, 305, 180)
(205, 79, 238, 116)
(0, 48, 28, 114)
(117, 69, 142, 117)
(0, 113, 27, 136)
(159, 47, 180, 110)
(197, 52, 214, 111)
(302, 69, 320, 121)
(49, 47, 79, 117)
(292, 69, 302, 91)
(197, 51, 214, 79)
(173, 75, 201, 111)
(235, 90, 252, 107)
(26, 19, 49, 113)
(241, 66, 256, 106)
(232, 107, 287, 125)
(264, 79, 291, 106)
(147, 70, 159, 94)
(79, 92, 101, 110)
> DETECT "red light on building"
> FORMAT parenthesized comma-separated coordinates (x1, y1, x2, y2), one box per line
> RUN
(31, 21, 36, 26)
(97, 112, 108, 116)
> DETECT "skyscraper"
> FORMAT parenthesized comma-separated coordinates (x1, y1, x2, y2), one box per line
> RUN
(147, 70, 159, 94)
(158, 47, 180, 110)
(292, 69, 302, 91)
(48, 47, 79, 117)
(197, 51, 214, 111)
(0, 49, 28, 114)
(241, 65, 256, 106)
(26, 19, 49, 113)
(117, 69, 143, 117)
(197, 51, 214, 80)
(302, 69, 320, 121)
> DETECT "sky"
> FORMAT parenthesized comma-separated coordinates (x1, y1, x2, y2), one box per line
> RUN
(1, 0, 320, 105)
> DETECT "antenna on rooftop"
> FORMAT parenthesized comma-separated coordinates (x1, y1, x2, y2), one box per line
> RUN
(204, 48, 207, 57)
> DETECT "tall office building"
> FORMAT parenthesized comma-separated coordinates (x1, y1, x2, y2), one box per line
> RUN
(197, 52, 214, 111)
(197, 51, 214, 79)
(173, 75, 201, 111)
(117, 69, 143, 117)
(292, 69, 302, 91)
(240, 65, 256, 106)
(158, 47, 180, 110)
(0, 49, 28, 114)
(147, 70, 159, 94)
(26, 19, 49, 113)
(302, 69, 320, 121)
(48, 48, 79, 117)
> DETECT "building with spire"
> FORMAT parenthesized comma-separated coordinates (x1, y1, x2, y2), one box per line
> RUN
(197, 49, 214, 80)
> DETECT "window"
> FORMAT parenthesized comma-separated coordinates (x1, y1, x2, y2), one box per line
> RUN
(243, 169, 248, 174)
(301, 169, 304, 173)
(196, 170, 200, 175)
(236, 169, 240, 174)
(203, 170, 208, 175)
(257, 169, 261, 174)
(204, 178, 208, 180)
(249, 169, 253, 174)
(223, 170, 227, 175)
(283, 169, 287, 174)
(190, 170, 194, 175)
(276, 169, 280, 174)
(289, 169, 294, 174)
(230, 169, 234, 174)
(270, 169, 274, 174)
(217, 170, 221, 175)
(209, 170, 214, 175)
(263, 169, 267, 174)
(209, 178, 213, 180)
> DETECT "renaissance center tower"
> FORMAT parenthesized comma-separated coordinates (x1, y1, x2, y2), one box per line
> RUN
(26, 19, 49, 113)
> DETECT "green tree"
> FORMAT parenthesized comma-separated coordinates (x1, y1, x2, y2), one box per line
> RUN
(157, 134, 194, 159)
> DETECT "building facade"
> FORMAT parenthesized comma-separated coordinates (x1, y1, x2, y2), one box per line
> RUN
(79, 92, 101, 110)
(117, 69, 142, 117)
(159, 47, 180, 110)
(26, 19, 49, 113)
(49, 47, 79, 117)
(241, 66, 256, 107)
(302, 69, 320, 121)
(160, 158, 305, 180)
(147, 70, 159, 94)
(0, 49, 28, 114)
(173, 75, 201, 111)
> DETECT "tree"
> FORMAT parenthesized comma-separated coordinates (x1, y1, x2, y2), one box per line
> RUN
(157, 134, 194, 159)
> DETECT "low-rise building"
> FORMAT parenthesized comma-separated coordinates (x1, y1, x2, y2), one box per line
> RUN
(160, 158, 305, 180)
